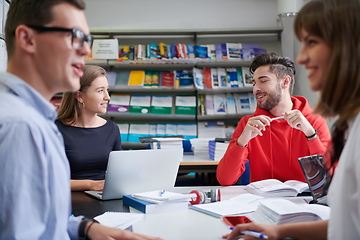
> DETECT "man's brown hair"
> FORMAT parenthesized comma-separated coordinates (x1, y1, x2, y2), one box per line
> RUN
(5, 0, 85, 58)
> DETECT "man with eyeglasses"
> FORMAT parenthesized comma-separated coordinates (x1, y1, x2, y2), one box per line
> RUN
(0, 1, 162, 240)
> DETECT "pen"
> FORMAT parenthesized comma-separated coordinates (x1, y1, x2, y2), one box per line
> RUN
(229, 227, 268, 239)
(159, 189, 165, 197)
(270, 116, 284, 121)
(241, 230, 268, 239)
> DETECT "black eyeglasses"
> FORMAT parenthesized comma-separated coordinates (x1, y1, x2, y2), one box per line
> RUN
(27, 25, 93, 50)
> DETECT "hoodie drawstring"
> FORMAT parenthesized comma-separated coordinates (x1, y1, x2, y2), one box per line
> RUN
(289, 128, 293, 167)
(269, 124, 274, 179)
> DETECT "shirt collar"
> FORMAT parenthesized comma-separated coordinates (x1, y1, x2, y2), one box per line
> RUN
(0, 72, 58, 121)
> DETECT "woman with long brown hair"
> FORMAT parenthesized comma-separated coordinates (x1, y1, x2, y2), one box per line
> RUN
(56, 65, 121, 191)
(224, 0, 360, 239)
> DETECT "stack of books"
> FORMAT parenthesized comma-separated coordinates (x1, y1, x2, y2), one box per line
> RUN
(190, 138, 214, 156)
(249, 199, 330, 225)
(151, 137, 184, 150)
(208, 138, 230, 161)
(123, 190, 195, 214)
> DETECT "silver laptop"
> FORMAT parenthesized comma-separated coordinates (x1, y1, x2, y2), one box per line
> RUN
(85, 148, 183, 200)
(298, 154, 328, 205)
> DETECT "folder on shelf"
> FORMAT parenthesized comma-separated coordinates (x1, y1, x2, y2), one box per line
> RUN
(116, 71, 131, 86)
(226, 93, 237, 114)
(150, 96, 173, 114)
(241, 67, 253, 87)
(175, 95, 196, 115)
(155, 124, 165, 136)
(116, 123, 129, 142)
(128, 124, 150, 143)
(234, 93, 252, 114)
(128, 71, 145, 86)
(177, 123, 197, 140)
(129, 95, 151, 114)
(213, 94, 227, 115)
(165, 123, 177, 136)
(106, 72, 117, 86)
(149, 124, 157, 137)
(108, 94, 131, 113)
(160, 71, 175, 88)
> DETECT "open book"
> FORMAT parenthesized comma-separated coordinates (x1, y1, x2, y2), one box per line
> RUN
(245, 179, 309, 197)
(190, 193, 266, 218)
(94, 212, 144, 229)
(249, 198, 330, 225)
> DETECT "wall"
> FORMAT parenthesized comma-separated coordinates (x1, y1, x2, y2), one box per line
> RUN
(84, 0, 279, 30)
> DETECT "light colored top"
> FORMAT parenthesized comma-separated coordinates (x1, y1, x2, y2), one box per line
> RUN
(328, 112, 360, 239)
(0, 72, 81, 240)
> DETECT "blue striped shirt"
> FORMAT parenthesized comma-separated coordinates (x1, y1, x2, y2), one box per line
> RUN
(0, 72, 81, 240)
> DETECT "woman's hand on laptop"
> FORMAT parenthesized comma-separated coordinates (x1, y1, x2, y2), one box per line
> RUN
(88, 223, 164, 240)
(89, 180, 105, 191)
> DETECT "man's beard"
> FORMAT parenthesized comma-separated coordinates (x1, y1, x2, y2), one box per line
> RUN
(256, 85, 282, 111)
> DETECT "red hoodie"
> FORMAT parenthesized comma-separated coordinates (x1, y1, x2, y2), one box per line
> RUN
(216, 96, 331, 185)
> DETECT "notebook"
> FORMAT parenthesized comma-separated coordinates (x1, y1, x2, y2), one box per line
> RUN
(94, 212, 144, 229)
(85, 148, 183, 200)
(298, 154, 328, 205)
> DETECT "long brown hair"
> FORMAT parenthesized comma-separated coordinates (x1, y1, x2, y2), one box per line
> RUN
(294, 0, 360, 168)
(57, 65, 107, 125)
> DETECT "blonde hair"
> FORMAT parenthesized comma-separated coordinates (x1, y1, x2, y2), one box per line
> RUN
(57, 65, 107, 125)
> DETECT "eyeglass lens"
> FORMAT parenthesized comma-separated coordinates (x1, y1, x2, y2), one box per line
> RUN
(72, 29, 93, 50)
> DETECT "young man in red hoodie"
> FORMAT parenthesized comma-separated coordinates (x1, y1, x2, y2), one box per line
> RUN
(216, 53, 331, 186)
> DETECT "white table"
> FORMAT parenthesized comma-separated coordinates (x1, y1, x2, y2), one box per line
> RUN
(130, 186, 248, 240)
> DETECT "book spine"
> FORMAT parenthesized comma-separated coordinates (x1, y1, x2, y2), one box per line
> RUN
(123, 195, 149, 213)
(189, 205, 222, 218)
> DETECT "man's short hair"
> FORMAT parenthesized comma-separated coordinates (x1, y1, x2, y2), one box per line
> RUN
(249, 53, 296, 94)
(5, 0, 86, 58)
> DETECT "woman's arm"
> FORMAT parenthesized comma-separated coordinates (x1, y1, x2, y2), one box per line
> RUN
(70, 179, 105, 191)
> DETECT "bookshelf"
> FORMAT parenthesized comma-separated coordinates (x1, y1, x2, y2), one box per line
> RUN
(85, 27, 283, 141)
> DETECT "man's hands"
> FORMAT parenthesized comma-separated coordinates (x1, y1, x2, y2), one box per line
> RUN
(237, 115, 271, 147)
(237, 111, 316, 147)
(284, 110, 316, 137)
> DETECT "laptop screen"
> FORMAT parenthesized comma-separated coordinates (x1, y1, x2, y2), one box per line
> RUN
(298, 154, 328, 201)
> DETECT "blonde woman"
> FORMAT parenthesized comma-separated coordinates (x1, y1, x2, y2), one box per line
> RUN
(56, 65, 121, 191)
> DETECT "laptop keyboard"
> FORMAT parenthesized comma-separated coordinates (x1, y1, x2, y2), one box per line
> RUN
(316, 195, 328, 206)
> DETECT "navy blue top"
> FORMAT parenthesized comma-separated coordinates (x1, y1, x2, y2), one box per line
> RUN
(55, 119, 121, 180)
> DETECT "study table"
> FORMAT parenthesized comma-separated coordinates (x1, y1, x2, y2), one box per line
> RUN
(179, 154, 218, 173)
(179, 154, 219, 185)
(72, 186, 245, 240)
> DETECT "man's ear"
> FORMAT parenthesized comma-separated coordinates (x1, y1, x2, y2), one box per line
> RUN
(15, 25, 36, 54)
(75, 91, 83, 103)
(282, 75, 291, 89)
